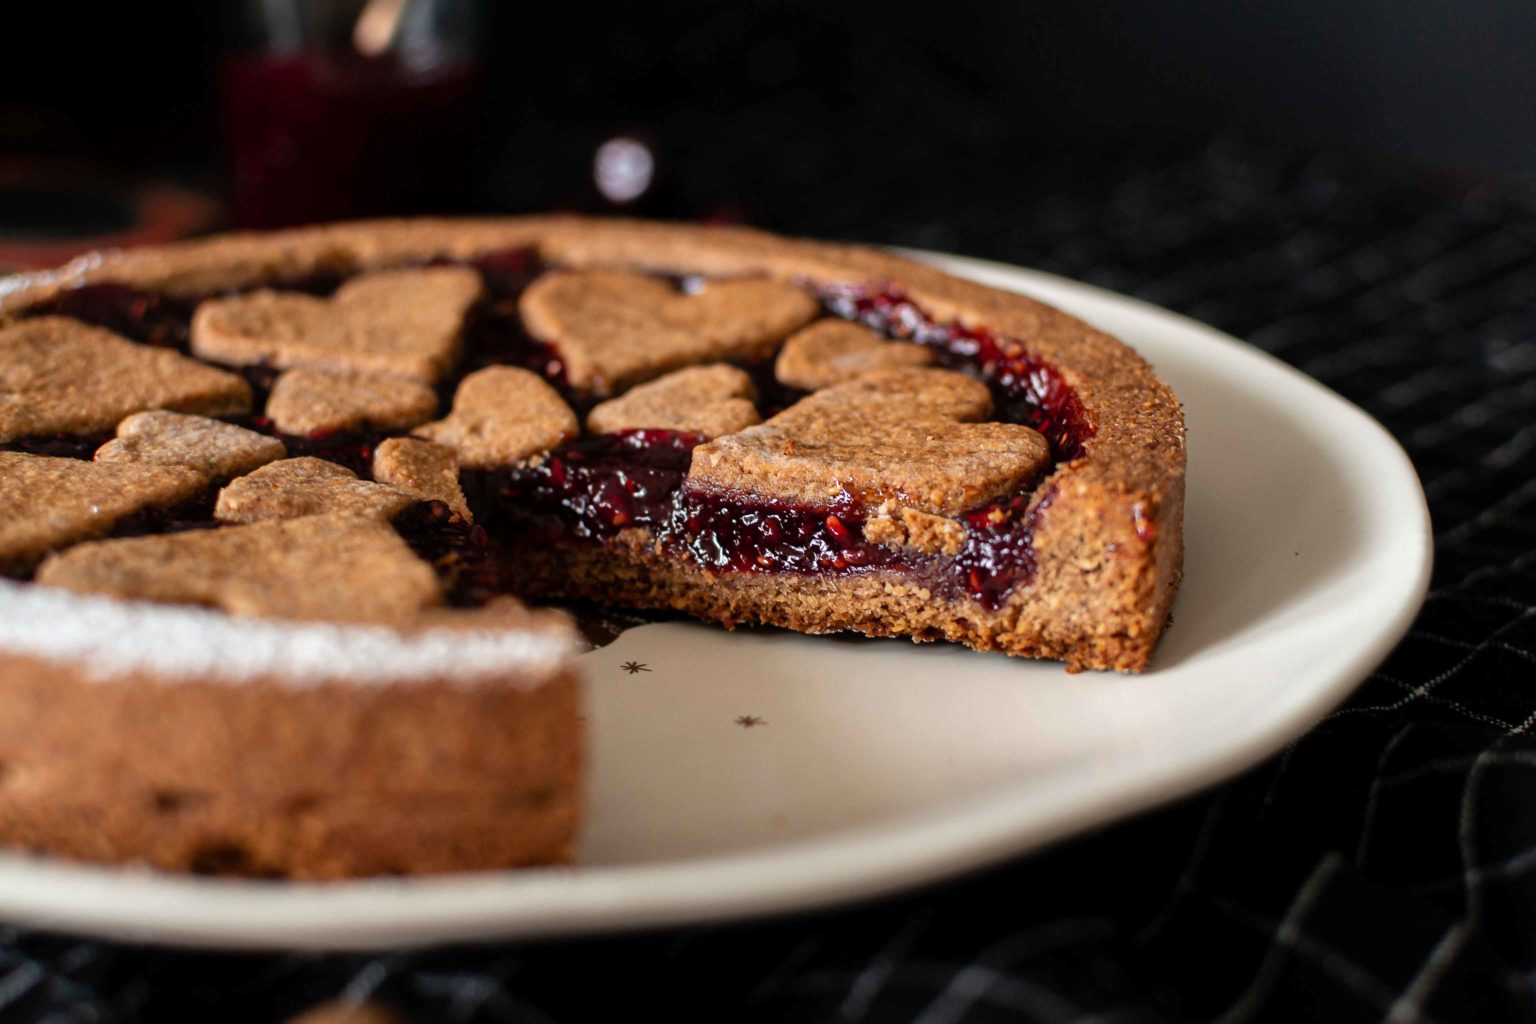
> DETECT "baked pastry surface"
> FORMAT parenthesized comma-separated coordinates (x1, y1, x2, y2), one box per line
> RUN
(0, 217, 1184, 876)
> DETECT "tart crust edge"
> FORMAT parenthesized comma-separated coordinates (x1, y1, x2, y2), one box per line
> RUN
(0, 650, 581, 878)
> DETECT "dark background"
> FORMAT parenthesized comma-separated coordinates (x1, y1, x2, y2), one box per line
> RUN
(2, 2, 1533, 240)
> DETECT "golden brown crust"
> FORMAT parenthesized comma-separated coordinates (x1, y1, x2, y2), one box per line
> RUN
(373, 437, 471, 521)
(863, 505, 968, 557)
(190, 267, 482, 382)
(509, 531, 1172, 673)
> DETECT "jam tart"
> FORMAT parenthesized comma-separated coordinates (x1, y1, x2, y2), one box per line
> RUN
(0, 217, 1184, 878)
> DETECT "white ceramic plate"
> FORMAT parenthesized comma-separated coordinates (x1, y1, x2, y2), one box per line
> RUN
(0, 252, 1431, 950)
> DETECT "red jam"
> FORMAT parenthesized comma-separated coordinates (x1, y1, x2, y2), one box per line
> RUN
(473, 429, 703, 540)
(391, 500, 501, 607)
(669, 488, 904, 575)
(447, 248, 570, 389)
(820, 283, 1093, 461)
(477, 428, 1048, 609)
(478, 430, 904, 575)
(31, 283, 195, 352)
(954, 489, 1056, 609)
(104, 494, 221, 540)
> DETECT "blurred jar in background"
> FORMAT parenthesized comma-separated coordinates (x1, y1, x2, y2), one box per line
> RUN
(221, 0, 481, 228)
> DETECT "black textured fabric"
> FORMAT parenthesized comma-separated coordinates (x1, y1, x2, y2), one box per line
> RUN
(4, 139, 1536, 1022)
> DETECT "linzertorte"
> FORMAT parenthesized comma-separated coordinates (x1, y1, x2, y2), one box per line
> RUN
(0, 217, 1184, 878)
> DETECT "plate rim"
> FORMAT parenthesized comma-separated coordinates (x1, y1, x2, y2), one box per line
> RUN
(0, 251, 1432, 950)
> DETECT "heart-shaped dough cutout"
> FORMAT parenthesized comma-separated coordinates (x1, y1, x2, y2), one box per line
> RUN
(688, 368, 1050, 517)
(265, 366, 440, 436)
(775, 319, 933, 390)
(586, 364, 760, 438)
(191, 267, 482, 383)
(413, 366, 578, 469)
(373, 438, 470, 522)
(0, 317, 251, 442)
(215, 457, 416, 524)
(519, 270, 819, 396)
(36, 513, 442, 624)
(96, 411, 285, 484)
(0, 452, 205, 574)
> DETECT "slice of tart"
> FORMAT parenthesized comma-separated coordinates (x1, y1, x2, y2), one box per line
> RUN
(0, 217, 1184, 877)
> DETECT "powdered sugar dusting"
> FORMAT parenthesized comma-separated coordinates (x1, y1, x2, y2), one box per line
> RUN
(0, 253, 107, 309)
(0, 581, 572, 688)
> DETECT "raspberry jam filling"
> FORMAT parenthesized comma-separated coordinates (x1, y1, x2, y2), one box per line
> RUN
(821, 283, 1093, 460)
(106, 494, 222, 540)
(391, 500, 501, 607)
(470, 429, 903, 574)
(468, 429, 702, 540)
(450, 249, 570, 389)
(954, 489, 1057, 609)
(670, 488, 903, 575)
(473, 429, 1045, 609)
(473, 285, 1091, 607)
